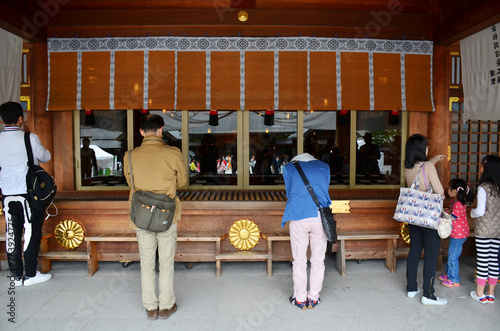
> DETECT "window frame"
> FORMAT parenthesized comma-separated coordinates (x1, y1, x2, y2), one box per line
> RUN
(73, 109, 407, 190)
(73, 109, 133, 191)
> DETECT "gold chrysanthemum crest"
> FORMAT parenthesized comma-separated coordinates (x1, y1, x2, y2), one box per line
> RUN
(228, 219, 260, 251)
(55, 219, 85, 249)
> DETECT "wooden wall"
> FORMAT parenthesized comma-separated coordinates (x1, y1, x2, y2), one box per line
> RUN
(0, 197, 403, 262)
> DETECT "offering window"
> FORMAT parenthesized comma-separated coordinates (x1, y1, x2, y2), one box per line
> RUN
(74, 110, 407, 190)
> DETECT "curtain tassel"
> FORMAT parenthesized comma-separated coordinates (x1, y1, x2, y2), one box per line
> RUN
(389, 109, 400, 126)
(339, 109, 349, 126)
(84, 109, 96, 126)
(264, 109, 274, 126)
(209, 109, 219, 126)
(141, 108, 150, 121)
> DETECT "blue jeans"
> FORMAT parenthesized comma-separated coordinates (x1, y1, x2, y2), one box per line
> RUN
(446, 237, 467, 283)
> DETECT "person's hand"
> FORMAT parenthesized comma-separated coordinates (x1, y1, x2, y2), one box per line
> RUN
(435, 154, 447, 162)
(21, 123, 30, 132)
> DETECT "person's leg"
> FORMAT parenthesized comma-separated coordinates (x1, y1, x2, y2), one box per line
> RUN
(23, 208, 44, 277)
(289, 221, 310, 303)
(475, 237, 490, 296)
(486, 238, 500, 297)
(498, 241, 500, 273)
(307, 220, 328, 301)
(455, 238, 466, 284)
(136, 229, 159, 310)
(421, 228, 441, 299)
(157, 224, 177, 310)
(406, 224, 424, 292)
(4, 199, 25, 278)
(446, 238, 462, 284)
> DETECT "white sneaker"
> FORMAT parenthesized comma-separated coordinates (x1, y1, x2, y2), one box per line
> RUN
(13, 277, 23, 287)
(407, 288, 421, 298)
(470, 291, 488, 304)
(421, 296, 447, 305)
(23, 272, 52, 286)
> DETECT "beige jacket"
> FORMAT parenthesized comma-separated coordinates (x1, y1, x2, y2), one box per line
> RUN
(124, 135, 187, 229)
(404, 156, 444, 197)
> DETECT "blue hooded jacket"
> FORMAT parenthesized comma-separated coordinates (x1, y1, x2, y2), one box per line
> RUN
(281, 156, 331, 228)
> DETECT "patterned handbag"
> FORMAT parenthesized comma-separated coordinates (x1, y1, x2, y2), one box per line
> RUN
(393, 164, 444, 230)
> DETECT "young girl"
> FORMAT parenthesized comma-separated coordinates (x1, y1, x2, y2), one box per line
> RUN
(438, 178, 472, 287)
(470, 155, 500, 304)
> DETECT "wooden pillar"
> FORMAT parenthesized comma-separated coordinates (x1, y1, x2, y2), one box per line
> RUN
(408, 111, 428, 138)
(428, 45, 450, 183)
(31, 43, 75, 190)
(53, 111, 75, 190)
(31, 42, 54, 175)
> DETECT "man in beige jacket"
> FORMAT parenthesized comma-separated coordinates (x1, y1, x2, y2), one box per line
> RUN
(124, 114, 187, 320)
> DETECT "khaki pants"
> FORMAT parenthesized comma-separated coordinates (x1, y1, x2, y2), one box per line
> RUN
(136, 224, 177, 310)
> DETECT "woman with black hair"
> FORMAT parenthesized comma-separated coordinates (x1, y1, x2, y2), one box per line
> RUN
(470, 155, 500, 304)
(404, 134, 448, 305)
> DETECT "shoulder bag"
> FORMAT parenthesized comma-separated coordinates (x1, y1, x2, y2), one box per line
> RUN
(393, 163, 444, 230)
(437, 210, 453, 239)
(128, 151, 176, 232)
(293, 162, 337, 242)
(24, 132, 57, 214)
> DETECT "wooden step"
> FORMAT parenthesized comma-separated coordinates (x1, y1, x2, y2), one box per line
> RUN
(216, 251, 272, 260)
(39, 250, 90, 260)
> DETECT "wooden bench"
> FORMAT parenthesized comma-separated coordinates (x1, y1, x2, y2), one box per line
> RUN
(215, 233, 290, 277)
(0, 234, 52, 271)
(261, 233, 290, 277)
(436, 230, 476, 271)
(226, 231, 400, 277)
(335, 231, 399, 277)
(37, 233, 227, 277)
(216, 251, 273, 276)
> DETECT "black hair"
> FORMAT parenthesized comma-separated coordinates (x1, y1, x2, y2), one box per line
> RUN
(0, 102, 23, 125)
(479, 155, 500, 195)
(140, 114, 164, 133)
(404, 134, 428, 169)
(449, 178, 474, 205)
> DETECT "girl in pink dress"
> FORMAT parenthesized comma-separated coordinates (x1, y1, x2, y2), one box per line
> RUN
(438, 178, 472, 287)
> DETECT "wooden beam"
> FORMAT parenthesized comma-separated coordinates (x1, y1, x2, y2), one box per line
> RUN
(0, 0, 46, 42)
(47, 8, 437, 40)
(434, 0, 500, 45)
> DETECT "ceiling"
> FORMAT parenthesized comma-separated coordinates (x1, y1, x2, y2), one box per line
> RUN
(1, 0, 499, 45)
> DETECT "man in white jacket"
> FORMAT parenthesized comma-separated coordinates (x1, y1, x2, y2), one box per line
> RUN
(0, 102, 52, 286)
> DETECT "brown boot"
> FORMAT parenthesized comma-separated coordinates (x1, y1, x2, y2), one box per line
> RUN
(146, 308, 158, 320)
(158, 303, 177, 319)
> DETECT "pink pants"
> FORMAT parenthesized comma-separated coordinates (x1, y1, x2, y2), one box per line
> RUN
(289, 219, 328, 302)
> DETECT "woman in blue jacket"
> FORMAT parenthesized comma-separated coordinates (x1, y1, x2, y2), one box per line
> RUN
(282, 153, 331, 310)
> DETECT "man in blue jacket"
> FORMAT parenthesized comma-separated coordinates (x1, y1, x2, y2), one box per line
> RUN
(282, 153, 331, 310)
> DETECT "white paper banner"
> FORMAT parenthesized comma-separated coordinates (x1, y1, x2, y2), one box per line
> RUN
(461, 23, 500, 121)
(0, 28, 22, 105)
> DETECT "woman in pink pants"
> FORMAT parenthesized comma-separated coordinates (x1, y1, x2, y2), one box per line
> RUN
(281, 153, 331, 310)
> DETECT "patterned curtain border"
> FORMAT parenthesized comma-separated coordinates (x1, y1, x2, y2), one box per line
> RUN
(47, 37, 433, 55)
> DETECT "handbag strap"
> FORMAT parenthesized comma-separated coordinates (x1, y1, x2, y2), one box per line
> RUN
(293, 161, 321, 210)
(411, 163, 425, 190)
(24, 132, 35, 166)
(421, 163, 433, 193)
(128, 150, 135, 193)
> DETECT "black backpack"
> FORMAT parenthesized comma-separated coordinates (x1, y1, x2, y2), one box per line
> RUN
(24, 132, 57, 212)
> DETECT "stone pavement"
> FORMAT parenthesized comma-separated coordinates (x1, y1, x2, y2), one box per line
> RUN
(1, 254, 498, 330)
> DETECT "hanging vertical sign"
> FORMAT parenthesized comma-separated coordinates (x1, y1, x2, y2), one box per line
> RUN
(0, 28, 22, 104)
(461, 23, 500, 121)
